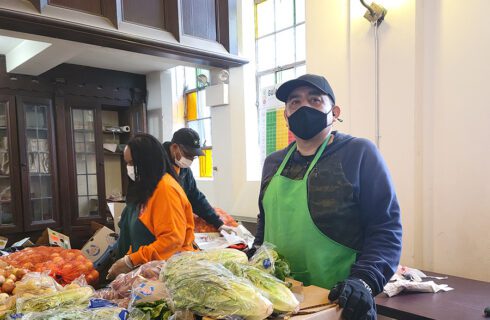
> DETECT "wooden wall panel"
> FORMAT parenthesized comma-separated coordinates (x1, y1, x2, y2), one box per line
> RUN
(181, 0, 217, 41)
(49, 0, 102, 15)
(122, 0, 165, 30)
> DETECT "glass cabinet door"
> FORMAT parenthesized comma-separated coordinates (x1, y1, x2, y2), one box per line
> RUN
(17, 97, 59, 230)
(71, 108, 100, 219)
(0, 96, 21, 232)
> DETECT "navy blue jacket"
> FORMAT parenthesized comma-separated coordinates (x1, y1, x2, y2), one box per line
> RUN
(163, 142, 223, 229)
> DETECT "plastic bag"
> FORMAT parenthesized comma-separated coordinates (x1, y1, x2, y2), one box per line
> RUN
(249, 243, 290, 281)
(1, 247, 98, 285)
(129, 277, 169, 309)
(9, 306, 128, 320)
(157, 249, 247, 276)
(109, 261, 165, 299)
(12, 271, 63, 298)
(16, 286, 94, 313)
(193, 207, 239, 233)
(162, 258, 273, 320)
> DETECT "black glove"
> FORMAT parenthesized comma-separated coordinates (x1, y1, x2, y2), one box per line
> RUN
(328, 277, 376, 320)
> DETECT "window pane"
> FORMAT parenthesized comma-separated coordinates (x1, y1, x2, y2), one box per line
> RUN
(78, 196, 89, 218)
(199, 149, 213, 178)
(275, 0, 294, 30)
(77, 175, 87, 196)
(40, 177, 52, 197)
(295, 0, 305, 23)
(86, 154, 97, 174)
(41, 198, 52, 221)
(295, 23, 305, 62)
(257, 35, 276, 72)
(276, 28, 295, 66)
(277, 68, 296, 83)
(256, 0, 274, 37)
(83, 110, 94, 130)
(76, 154, 86, 174)
(259, 73, 276, 93)
(186, 92, 197, 121)
(188, 119, 212, 147)
(184, 67, 197, 90)
(197, 90, 210, 118)
(87, 175, 98, 196)
(296, 64, 306, 77)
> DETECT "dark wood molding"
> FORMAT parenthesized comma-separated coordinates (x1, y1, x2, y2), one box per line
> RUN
(101, 0, 122, 29)
(216, 0, 238, 55)
(164, 0, 181, 42)
(27, 0, 48, 13)
(0, 7, 247, 68)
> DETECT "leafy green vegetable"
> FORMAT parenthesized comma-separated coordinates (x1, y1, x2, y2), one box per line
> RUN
(135, 300, 172, 320)
(16, 287, 94, 314)
(224, 261, 299, 314)
(249, 243, 291, 281)
(162, 259, 273, 320)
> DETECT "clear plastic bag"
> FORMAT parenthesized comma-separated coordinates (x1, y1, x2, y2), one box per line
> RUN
(9, 306, 128, 320)
(109, 260, 166, 299)
(12, 271, 63, 298)
(128, 277, 169, 309)
(16, 285, 94, 314)
(162, 257, 273, 320)
(248, 243, 290, 281)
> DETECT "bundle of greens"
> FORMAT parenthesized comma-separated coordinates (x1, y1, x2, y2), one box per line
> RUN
(249, 243, 291, 281)
(224, 261, 299, 314)
(134, 300, 171, 320)
(162, 259, 273, 320)
(15, 286, 94, 314)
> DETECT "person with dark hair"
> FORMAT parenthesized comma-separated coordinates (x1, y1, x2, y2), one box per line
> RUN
(162, 128, 236, 233)
(107, 133, 196, 279)
(254, 74, 402, 320)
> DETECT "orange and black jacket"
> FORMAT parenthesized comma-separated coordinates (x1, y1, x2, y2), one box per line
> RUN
(117, 173, 196, 265)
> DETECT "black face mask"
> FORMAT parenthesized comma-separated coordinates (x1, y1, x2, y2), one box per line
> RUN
(287, 106, 332, 140)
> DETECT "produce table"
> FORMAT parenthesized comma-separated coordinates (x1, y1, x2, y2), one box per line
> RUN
(375, 271, 490, 319)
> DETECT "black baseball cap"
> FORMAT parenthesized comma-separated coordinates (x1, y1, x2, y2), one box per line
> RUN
(171, 128, 204, 157)
(276, 74, 336, 104)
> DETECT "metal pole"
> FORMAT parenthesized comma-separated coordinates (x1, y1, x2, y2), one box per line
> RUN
(374, 20, 380, 148)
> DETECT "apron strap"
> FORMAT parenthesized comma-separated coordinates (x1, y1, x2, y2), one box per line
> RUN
(275, 133, 331, 179)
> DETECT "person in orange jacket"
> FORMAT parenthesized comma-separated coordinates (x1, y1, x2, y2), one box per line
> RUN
(107, 133, 196, 279)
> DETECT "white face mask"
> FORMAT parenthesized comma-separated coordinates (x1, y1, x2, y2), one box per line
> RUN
(175, 156, 193, 169)
(126, 165, 136, 181)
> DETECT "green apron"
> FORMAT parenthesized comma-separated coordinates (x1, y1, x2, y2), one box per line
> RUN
(117, 203, 156, 259)
(263, 137, 357, 289)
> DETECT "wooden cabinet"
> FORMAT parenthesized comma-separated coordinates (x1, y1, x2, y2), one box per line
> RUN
(0, 62, 146, 247)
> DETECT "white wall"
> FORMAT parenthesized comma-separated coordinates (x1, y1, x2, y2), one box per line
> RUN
(307, 0, 490, 281)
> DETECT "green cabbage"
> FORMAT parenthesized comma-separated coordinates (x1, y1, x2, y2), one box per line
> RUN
(162, 259, 273, 320)
(224, 261, 299, 314)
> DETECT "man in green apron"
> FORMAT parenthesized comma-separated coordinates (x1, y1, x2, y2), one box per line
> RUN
(254, 74, 402, 320)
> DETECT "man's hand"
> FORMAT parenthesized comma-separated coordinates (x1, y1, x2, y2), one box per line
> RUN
(218, 225, 237, 234)
(107, 255, 133, 280)
(328, 277, 376, 320)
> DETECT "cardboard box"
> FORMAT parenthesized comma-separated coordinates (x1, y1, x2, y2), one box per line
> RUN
(290, 285, 341, 319)
(0, 236, 7, 249)
(81, 226, 118, 268)
(47, 228, 71, 249)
